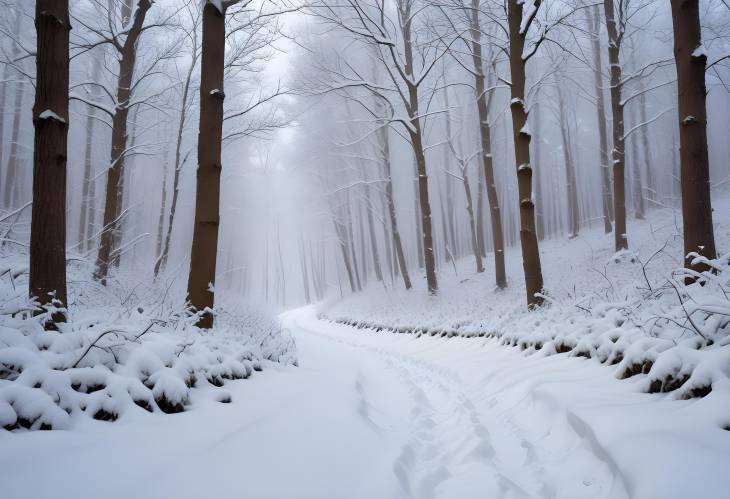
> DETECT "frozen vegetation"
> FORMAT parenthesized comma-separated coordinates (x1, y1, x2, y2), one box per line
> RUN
(0, 257, 296, 431)
(325, 193, 730, 402)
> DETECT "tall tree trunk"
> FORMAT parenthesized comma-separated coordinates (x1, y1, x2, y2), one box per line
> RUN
(638, 91, 656, 207)
(558, 82, 580, 237)
(400, 5, 437, 293)
(78, 62, 102, 252)
(532, 96, 545, 240)
(94, 0, 152, 282)
(443, 87, 483, 274)
(670, 0, 717, 273)
(469, 3, 506, 286)
(379, 119, 412, 290)
(412, 157, 425, 269)
(187, 2, 227, 328)
(30, 0, 70, 325)
(3, 68, 26, 208)
(588, 5, 614, 232)
(363, 172, 384, 282)
(507, 0, 544, 307)
(604, 0, 629, 251)
(629, 106, 645, 220)
(155, 132, 171, 261)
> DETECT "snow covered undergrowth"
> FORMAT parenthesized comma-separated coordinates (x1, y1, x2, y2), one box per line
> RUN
(324, 194, 730, 401)
(2, 306, 728, 499)
(0, 256, 296, 432)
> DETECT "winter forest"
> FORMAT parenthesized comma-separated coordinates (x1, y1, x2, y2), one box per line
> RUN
(1, 0, 730, 497)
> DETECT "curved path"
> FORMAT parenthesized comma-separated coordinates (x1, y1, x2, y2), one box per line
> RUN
(7, 307, 727, 499)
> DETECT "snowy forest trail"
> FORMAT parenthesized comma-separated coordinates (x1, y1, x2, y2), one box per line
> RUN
(287, 308, 630, 499)
(3, 307, 728, 499)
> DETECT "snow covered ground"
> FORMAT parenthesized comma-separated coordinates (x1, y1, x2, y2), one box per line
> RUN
(325, 193, 730, 401)
(2, 306, 729, 499)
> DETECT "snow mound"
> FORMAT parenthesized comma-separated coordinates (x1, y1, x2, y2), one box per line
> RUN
(0, 254, 296, 432)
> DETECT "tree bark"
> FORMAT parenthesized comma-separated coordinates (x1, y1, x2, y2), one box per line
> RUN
(506, 0, 544, 307)
(588, 5, 614, 233)
(469, 2, 506, 286)
(638, 91, 656, 207)
(400, 3, 437, 293)
(670, 0, 717, 273)
(94, 0, 152, 282)
(187, 2, 226, 328)
(604, 0, 629, 251)
(30, 0, 70, 325)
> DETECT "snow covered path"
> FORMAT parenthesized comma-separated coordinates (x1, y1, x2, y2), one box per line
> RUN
(2, 307, 728, 499)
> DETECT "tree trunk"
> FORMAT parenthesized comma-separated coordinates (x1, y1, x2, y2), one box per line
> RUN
(532, 97, 545, 240)
(558, 82, 580, 237)
(380, 121, 412, 290)
(629, 106, 645, 220)
(3, 70, 26, 208)
(401, 6, 437, 293)
(670, 0, 717, 273)
(604, 0, 629, 251)
(30, 0, 70, 325)
(363, 172, 384, 282)
(469, 5, 506, 286)
(638, 91, 656, 207)
(156, 45, 198, 276)
(588, 5, 614, 232)
(507, 0, 544, 307)
(78, 64, 102, 252)
(94, 0, 152, 282)
(187, 2, 227, 328)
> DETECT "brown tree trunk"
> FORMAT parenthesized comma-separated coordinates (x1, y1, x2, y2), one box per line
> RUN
(532, 97, 545, 240)
(400, 4, 437, 293)
(30, 0, 70, 325)
(469, 5, 506, 286)
(507, 0, 544, 307)
(94, 0, 152, 282)
(187, 2, 226, 328)
(670, 0, 717, 273)
(588, 5, 614, 233)
(604, 0, 629, 251)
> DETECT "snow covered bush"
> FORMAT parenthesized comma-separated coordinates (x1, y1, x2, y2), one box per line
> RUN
(0, 253, 296, 432)
(323, 202, 730, 401)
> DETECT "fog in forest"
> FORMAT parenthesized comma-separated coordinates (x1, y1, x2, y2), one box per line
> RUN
(1, 0, 728, 311)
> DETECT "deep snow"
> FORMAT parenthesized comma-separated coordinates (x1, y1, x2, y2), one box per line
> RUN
(1, 306, 729, 499)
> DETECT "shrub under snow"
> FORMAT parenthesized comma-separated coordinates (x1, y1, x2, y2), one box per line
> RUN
(0, 255, 296, 432)
(324, 198, 730, 401)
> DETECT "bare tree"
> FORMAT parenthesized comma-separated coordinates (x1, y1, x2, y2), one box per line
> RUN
(29, 0, 70, 326)
(155, 4, 202, 277)
(73, 0, 157, 282)
(603, 0, 629, 251)
(670, 0, 717, 274)
(506, 0, 544, 307)
(587, 4, 614, 233)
